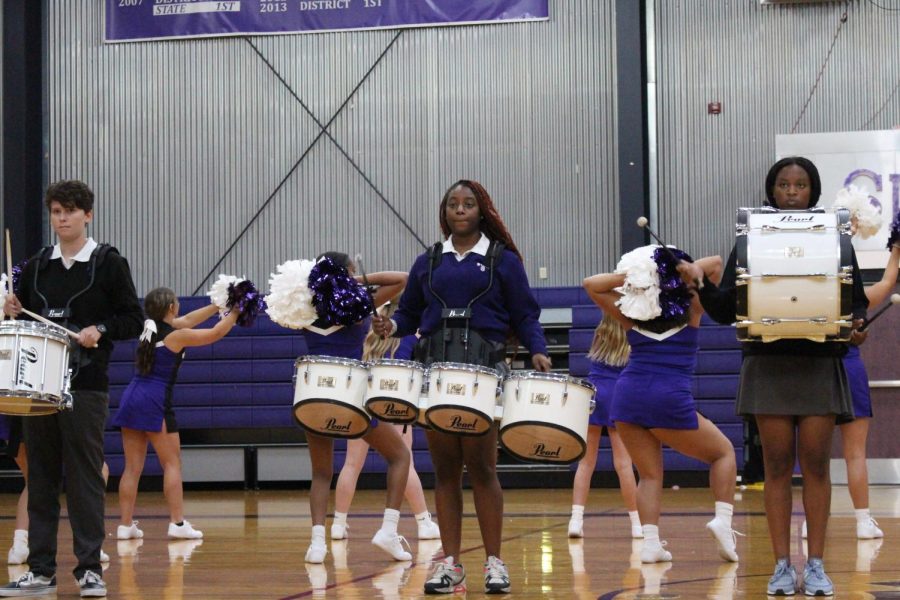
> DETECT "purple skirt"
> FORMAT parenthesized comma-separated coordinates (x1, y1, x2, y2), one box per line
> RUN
(843, 346, 872, 418)
(587, 369, 620, 428)
(111, 377, 169, 432)
(610, 370, 698, 430)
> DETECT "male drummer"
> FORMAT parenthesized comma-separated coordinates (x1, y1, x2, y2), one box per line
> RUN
(2, 180, 142, 597)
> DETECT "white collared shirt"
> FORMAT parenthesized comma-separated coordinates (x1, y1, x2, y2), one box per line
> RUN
(51, 237, 98, 270)
(442, 233, 490, 262)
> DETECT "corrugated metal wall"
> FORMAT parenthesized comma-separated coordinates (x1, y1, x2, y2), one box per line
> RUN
(653, 0, 900, 260)
(43, 1, 619, 295)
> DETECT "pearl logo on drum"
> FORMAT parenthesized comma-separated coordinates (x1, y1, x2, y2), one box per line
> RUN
(316, 376, 336, 388)
(323, 418, 352, 433)
(383, 403, 410, 418)
(20, 347, 38, 363)
(778, 215, 814, 222)
(530, 393, 550, 405)
(531, 443, 562, 458)
(379, 379, 399, 392)
(449, 415, 478, 431)
(784, 246, 804, 258)
(447, 383, 466, 396)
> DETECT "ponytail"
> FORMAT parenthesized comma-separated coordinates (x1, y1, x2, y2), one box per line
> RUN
(135, 287, 177, 375)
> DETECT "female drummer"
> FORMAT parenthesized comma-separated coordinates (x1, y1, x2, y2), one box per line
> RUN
(1, 417, 28, 564)
(300, 254, 410, 564)
(331, 300, 440, 543)
(113, 288, 239, 541)
(584, 248, 738, 566)
(373, 180, 551, 595)
(567, 314, 641, 540)
(680, 156, 869, 596)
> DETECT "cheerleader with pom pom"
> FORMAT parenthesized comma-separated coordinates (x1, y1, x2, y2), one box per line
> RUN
(112, 280, 262, 542)
(274, 252, 411, 565)
(584, 247, 739, 565)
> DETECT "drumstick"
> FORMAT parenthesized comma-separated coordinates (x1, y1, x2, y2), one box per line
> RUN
(19, 307, 80, 341)
(858, 293, 900, 332)
(4, 229, 13, 321)
(636, 216, 703, 289)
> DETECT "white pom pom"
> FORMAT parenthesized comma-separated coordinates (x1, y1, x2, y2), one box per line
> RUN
(614, 245, 663, 321)
(0, 273, 8, 310)
(834, 185, 883, 239)
(265, 259, 318, 329)
(207, 274, 245, 312)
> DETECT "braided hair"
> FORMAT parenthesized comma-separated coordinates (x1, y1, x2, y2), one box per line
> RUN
(136, 287, 177, 375)
(439, 180, 523, 261)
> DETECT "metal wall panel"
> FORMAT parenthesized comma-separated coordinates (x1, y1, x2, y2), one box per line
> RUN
(44, 0, 619, 295)
(653, 0, 900, 260)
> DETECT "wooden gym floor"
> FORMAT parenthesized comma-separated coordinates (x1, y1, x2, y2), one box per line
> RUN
(0, 484, 898, 598)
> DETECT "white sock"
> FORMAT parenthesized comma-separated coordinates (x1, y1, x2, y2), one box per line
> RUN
(311, 525, 326, 545)
(642, 524, 661, 547)
(333, 511, 348, 525)
(628, 510, 641, 528)
(715, 501, 733, 528)
(12, 530, 27, 544)
(415, 511, 431, 522)
(571, 504, 585, 520)
(381, 508, 401, 534)
(855, 508, 871, 524)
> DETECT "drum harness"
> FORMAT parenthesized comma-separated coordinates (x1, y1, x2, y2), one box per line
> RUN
(417, 240, 509, 372)
(30, 243, 117, 376)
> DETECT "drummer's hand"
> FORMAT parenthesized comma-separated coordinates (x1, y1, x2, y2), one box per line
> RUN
(3, 294, 22, 318)
(78, 325, 102, 349)
(372, 314, 394, 338)
(850, 318, 868, 346)
(532, 353, 552, 372)
(676, 261, 703, 289)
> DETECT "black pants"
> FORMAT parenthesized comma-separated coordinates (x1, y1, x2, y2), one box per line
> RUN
(23, 390, 107, 579)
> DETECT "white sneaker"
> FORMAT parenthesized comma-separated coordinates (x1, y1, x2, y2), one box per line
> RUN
(417, 516, 441, 540)
(567, 517, 584, 538)
(99, 550, 109, 563)
(640, 540, 672, 564)
(116, 522, 143, 540)
(857, 517, 884, 540)
(371, 529, 412, 561)
(167, 520, 203, 539)
(6, 543, 27, 566)
(706, 517, 739, 562)
(331, 521, 348, 540)
(631, 524, 644, 539)
(801, 519, 808, 539)
(305, 541, 328, 564)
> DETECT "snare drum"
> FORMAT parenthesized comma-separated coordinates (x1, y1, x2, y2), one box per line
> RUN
(292, 355, 370, 438)
(365, 359, 424, 424)
(498, 371, 595, 463)
(0, 320, 72, 415)
(736, 207, 853, 342)
(424, 362, 501, 435)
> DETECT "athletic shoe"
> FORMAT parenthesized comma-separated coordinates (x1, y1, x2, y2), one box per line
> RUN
(305, 540, 327, 564)
(331, 521, 348, 540)
(116, 522, 143, 540)
(417, 515, 441, 540)
(77, 570, 106, 598)
(802, 558, 833, 596)
(0, 572, 56, 597)
(371, 530, 411, 561)
(424, 556, 465, 594)
(167, 521, 203, 539)
(640, 540, 672, 564)
(706, 517, 740, 562)
(767, 558, 797, 596)
(484, 555, 510, 594)
(567, 517, 583, 538)
(857, 517, 884, 540)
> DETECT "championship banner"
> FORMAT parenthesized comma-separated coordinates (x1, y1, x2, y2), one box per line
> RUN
(777, 130, 900, 268)
(104, 0, 550, 43)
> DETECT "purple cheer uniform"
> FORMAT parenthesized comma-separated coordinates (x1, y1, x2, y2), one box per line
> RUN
(587, 360, 625, 428)
(843, 345, 872, 418)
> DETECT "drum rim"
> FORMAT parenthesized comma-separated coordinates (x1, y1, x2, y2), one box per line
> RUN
(498, 420, 587, 464)
(364, 396, 419, 424)
(0, 320, 71, 344)
(0, 390, 63, 403)
(504, 370, 594, 389)
(428, 362, 501, 378)
(425, 404, 495, 436)
(366, 358, 425, 370)
(293, 355, 366, 368)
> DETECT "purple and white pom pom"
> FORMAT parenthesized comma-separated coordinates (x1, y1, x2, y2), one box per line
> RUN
(265, 259, 318, 329)
(0, 273, 7, 309)
(653, 247, 693, 321)
(308, 256, 374, 327)
(834, 185, 882, 239)
(226, 279, 265, 327)
(614, 245, 662, 321)
(208, 274, 244, 312)
(888, 211, 900, 250)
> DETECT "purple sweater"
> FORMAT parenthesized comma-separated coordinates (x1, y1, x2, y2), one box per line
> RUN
(392, 248, 547, 356)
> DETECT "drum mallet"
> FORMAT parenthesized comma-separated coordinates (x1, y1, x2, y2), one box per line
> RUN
(636, 216, 702, 289)
(4, 229, 14, 321)
(858, 293, 900, 332)
(18, 307, 80, 341)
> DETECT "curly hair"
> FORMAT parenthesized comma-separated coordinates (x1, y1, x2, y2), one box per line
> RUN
(439, 180, 522, 261)
(45, 180, 94, 213)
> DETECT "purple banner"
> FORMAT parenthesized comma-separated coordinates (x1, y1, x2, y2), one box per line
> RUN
(105, 0, 549, 43)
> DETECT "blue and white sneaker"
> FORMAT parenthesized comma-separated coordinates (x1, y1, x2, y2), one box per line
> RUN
(767, 558, 797, 596)
(0, 571, 57, 597)
(802, 558, 834, 596)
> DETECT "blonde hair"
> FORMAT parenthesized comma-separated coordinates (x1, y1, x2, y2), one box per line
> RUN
(587, 313, 630, 367)
(362, 299, 402, 361)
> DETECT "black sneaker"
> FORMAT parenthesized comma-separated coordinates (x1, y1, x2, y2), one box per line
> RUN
(484, 555, 510, 594)
(0, 571, 56, 597)
(77, 570, 106, 598)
